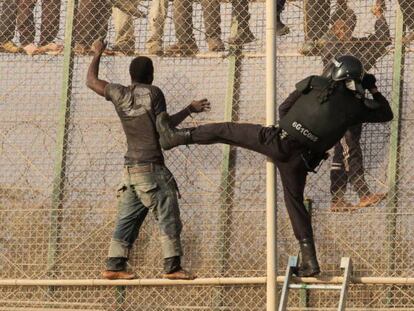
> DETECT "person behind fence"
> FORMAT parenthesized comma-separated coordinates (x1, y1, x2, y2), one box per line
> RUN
(164, 0, 224, 56)
(110, 0, 142, 55)
(145, 0, 169, 55)
(227, 0, 256, 45)
(86, 39, 211, 280)
(398, 0, 414, 42)
(0, 0, 62, 55)
(74, 0, 144, 55)
(0, 1, 20, 53)
(156, 55, 393, 276)
(276, 0, 289, 36)
(300, 0, 348, 55)
(315, 4, 391, 211)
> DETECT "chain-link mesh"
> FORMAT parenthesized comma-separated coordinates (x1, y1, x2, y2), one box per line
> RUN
(0, 0, 413, 309)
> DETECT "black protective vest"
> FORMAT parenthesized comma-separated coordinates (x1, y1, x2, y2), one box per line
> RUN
(279, 76, 364, 154)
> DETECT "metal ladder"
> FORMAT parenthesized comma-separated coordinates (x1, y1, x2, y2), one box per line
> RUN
(278, 256, 353, 311)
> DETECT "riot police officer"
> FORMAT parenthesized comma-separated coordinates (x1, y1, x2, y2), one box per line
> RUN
(156, 55, 393, 276)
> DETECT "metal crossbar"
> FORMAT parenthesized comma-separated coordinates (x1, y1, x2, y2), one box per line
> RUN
(278, 256, 353, 311)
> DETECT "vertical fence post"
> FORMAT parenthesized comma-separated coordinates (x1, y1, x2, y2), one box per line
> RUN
(385, 4, 405, 306)
(214, 20, 242, 309)
(47, 0, 77, 284)
(299, 199, 312, 308)
(266, 0, 277, 309)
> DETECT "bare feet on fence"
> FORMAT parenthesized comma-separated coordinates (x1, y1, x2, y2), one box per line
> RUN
(358, 193, 386, 208)
(330, 198, 354, 212)
(37, 43, 64, 55)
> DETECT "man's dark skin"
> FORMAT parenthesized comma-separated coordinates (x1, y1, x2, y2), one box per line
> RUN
(86, 39, 210, 280)
(86, 40, 210, 118)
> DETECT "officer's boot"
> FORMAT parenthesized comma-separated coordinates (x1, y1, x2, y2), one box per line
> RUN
(294, 238, 321, 277)
(156, 112, 194, 150)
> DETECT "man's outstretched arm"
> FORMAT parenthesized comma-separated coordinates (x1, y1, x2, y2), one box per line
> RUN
(86, 40, 109, 97)
(169, 99, 211, 127)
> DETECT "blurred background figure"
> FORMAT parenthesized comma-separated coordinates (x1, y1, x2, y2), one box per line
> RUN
(111, 0, 143, 55)
(318, 4, 391, 70)
(0, 0, 62, 55)
(397, 0, 414, 42)
(74, 0, 144, 55)
(146, 0, 168, 55)
(74, 0, 111, 54)
(164, 0, 223, 56)
(317, 4, 391, 211)
(300, 0, 348, 55)
(0, 1, 21, 53)
(227, 0, 255, 45)
(277, 0, 290, 36)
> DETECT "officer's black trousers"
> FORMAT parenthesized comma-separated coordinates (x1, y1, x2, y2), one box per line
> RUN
(191, 122, 313, 241)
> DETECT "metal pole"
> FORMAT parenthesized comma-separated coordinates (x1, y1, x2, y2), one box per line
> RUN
(4, 276, 414, 286)
(47, 0, 77, 281)
(266, 0, 277, 309)
(299, 200, 312, 308)
(214, 20, 242, 310)
(385, 3, 405, 306)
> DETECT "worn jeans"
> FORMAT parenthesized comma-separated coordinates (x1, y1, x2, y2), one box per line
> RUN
(106, 164, 183, 271)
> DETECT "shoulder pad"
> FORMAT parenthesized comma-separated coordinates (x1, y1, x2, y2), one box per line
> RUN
(295, 76, 314, 93)
(309, 76, 331, 89)
(295, 75, 331, 94)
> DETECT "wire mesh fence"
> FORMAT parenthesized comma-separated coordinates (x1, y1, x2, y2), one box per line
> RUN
(0, 0, 413, 310)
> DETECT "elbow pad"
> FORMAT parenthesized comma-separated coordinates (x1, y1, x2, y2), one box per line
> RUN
(364, 99, 381, 109)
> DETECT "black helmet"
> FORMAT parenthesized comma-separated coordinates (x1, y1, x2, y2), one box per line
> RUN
(329, 55, 364, 82)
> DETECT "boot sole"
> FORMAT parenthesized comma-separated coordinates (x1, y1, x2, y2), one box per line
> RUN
(294, 269, 321, 277)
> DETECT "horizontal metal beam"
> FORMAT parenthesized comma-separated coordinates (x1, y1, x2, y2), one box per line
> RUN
(2, 276, 414, 287)
(0, 277, 266, 286)
(289, 284, 342, 290)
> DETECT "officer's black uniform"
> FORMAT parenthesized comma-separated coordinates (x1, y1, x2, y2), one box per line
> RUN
(185, 76, 392, 241)
(156, 58, 393, 276)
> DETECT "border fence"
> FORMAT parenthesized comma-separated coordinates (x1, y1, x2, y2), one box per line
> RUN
(0, 0, 413, 309)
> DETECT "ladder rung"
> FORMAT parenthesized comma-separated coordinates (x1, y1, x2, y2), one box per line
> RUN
(289, 284, 343, 290)
(279, 256, 353, 311)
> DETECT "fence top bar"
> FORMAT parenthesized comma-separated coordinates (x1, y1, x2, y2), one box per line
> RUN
(1, 276, 414, 287)
(0, 277, 267, 287)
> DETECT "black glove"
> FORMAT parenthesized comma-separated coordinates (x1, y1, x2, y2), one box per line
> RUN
(301, 151, 329, 173)
(362, 74, 377, 90)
